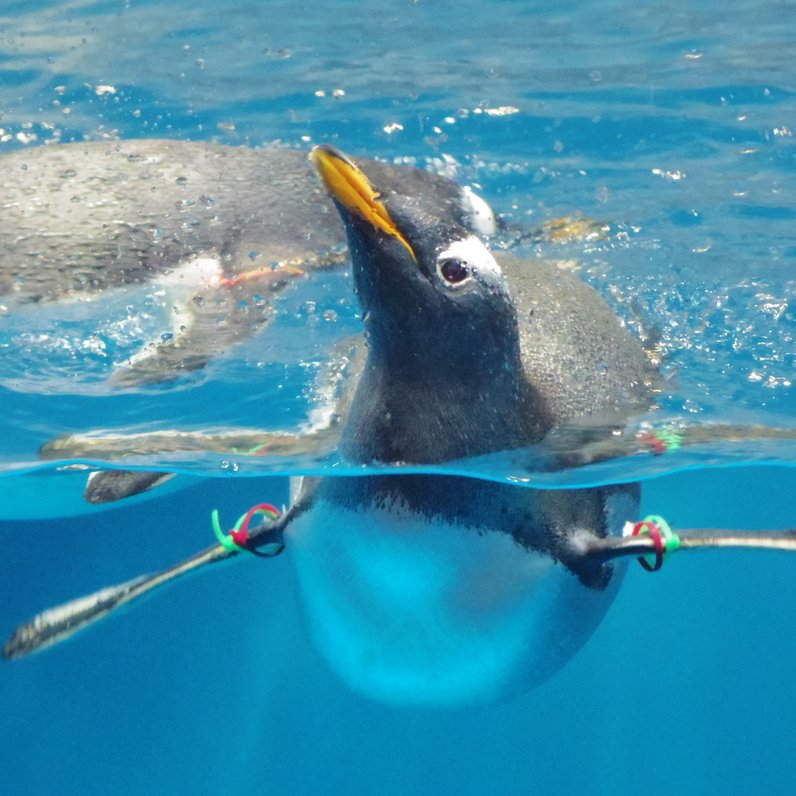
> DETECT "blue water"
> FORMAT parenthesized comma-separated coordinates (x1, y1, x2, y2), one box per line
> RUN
(1, 1, 795, 793)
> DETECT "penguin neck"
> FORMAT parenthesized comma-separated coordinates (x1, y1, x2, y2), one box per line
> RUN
(340, 336, 552, 465)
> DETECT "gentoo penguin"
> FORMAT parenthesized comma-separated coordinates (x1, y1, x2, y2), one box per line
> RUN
(1, 139, 497, 386)
(13, 146, 659, 705)
(278, 146, 656, 704)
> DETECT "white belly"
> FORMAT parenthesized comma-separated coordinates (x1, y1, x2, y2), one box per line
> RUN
(285, 480, 627, 706)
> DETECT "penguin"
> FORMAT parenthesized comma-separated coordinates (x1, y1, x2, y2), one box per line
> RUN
(278, 146, 657, 704)
(8, 146, 661, 706)
(1, 139, 497, 386)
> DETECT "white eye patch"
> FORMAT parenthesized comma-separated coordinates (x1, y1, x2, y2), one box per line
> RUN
(460, 186, 498, 237)
(436, 236, 504, 288)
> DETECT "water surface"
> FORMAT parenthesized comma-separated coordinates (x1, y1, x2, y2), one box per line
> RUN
(0, 2, 794, 794)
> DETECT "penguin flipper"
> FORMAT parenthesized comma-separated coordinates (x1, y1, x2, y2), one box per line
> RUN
(2, 516, 286, 661)
(84, 470, 176, 504)
(47, 419, 796, 501)
(576, 527, 796, 566)
(42, 333, 365, 503)
(41, 425, 341, 463)
(110, 263, 312, 387)
(542, 420, 796, 469)
(71, 422, 343, 505)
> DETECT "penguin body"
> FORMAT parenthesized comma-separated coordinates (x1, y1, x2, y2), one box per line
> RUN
(275, 147, 657, 704)
(1, 139, 494, 384)
(287, 474, 637, 704)
(6, 146, 660, 705)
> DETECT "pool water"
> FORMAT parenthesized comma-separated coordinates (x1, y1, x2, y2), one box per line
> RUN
(1, 1, 795, 793)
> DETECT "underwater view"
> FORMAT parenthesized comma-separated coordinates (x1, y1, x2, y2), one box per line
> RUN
(1, 0, 795, 793)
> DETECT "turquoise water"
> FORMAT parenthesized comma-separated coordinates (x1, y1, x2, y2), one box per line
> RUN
(1, 1, 795, 793)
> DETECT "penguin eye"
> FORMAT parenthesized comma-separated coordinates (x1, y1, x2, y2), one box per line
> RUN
(437, 257, 471, 286)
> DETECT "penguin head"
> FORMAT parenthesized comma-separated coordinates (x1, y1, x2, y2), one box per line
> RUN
(311, 145, 517, 378)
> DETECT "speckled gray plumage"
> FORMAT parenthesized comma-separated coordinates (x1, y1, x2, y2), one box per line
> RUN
(0, 139, 466, 302)
(502, 254, 657, 423)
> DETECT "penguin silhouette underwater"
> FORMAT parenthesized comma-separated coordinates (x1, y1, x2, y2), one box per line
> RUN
(5, 146, 796, 706)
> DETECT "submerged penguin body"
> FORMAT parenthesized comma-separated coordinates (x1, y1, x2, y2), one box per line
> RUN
(287, 475, 636, 705)
(275, 147, 656, 704)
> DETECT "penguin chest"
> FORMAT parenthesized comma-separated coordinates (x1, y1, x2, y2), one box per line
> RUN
(284, 477, 627, 706)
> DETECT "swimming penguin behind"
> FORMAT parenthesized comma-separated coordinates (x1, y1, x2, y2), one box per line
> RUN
(6, 145, 665, 706)
(1, 139, 497, 387)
